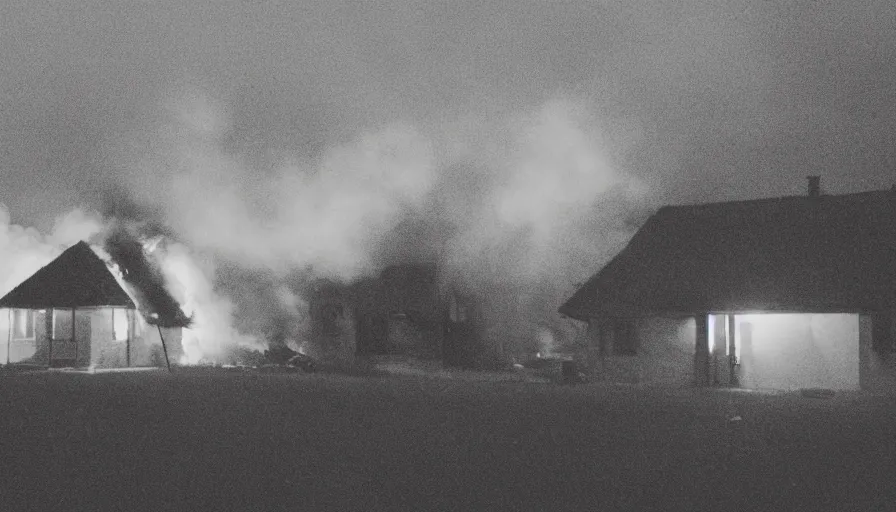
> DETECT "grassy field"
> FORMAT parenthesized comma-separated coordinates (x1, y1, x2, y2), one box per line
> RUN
(0, 368, 894, 511)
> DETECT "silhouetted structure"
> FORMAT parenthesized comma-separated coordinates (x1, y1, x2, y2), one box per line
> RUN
(561, 180, 896, 391)
(306, 263, 486, 369)
(0, 241, 184, 368)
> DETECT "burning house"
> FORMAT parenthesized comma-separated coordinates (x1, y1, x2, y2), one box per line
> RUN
(560, 178, 896, 392)
(0, 241, 186, 369)
(306, 263, 489, 369)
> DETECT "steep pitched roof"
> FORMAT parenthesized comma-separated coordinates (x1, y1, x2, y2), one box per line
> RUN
(103, 232, 192, 328)
(0, 241, 136, 309)
(560, 189, 896, 320)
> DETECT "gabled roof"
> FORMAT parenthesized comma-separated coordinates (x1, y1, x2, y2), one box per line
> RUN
(0, 241, 136, 309)
(560, 189, 896, 320)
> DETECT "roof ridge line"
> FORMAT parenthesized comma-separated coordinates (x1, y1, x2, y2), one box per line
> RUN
(662, 189, 893, 211)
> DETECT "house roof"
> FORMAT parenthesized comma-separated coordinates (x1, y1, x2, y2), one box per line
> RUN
(560, 189, 896, 320)
(0, 241, 136, 309)
(102, 231, 192, 328)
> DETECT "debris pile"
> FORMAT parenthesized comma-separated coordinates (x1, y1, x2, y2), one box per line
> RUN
(261, 344, 316, 373)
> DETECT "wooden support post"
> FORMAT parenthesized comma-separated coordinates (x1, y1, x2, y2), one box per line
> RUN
(126, 310, 131, 368)
(859, 314, 873, 391)
(72, 308, 77, 365)
(111, 308, 115, 368)
(157, 325, 171, 372)
(728, 314, 738, 387)
(694, 314, 709, 386)
(47, 309, 54, 368)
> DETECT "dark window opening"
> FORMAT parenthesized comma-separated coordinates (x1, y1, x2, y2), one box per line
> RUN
(321, 303, 344, 335)
(872, 313, 895, 356)
(613, 320, 637, 356)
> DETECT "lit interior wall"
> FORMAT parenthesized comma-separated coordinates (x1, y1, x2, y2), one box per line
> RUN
(734, 313, 859, 390)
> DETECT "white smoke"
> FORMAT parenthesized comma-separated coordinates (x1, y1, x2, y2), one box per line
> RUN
(114, 86, 438, 279)
(0, 205, 104, 298)
(444, 97, 646, 280)
(436, 97, 649, 356)
(154, 241, 263, 363)
(102, 86, 650, 362)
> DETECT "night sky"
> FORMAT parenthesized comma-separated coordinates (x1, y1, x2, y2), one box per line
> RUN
(2, 1, 893, 232)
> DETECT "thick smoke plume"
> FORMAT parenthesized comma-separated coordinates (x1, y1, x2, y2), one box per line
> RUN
(157, 241, 264, 363)
(110, 88, 437, 279)
(1, 195, 260, 365)
(100, 87, 650, 361)
(1, 85, 651, 363)
(97, 189, 263, 362)
(428, 97, 650, 354)
(0, 206, 104, 297)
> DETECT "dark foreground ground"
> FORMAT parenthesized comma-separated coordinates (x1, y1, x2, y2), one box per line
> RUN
(1, 369, 894, 511)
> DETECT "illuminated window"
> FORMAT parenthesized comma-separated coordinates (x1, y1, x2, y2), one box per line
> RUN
(12, 309, 35, 340)
(113, 309, 129, 341)
(52, 309, 73, 340)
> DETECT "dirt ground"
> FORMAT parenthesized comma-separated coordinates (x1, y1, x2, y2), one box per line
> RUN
(0, 368, 894, 511)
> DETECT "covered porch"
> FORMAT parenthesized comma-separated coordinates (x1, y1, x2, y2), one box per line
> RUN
(0, 241, 182, 370)
(585, 310, 895, 392)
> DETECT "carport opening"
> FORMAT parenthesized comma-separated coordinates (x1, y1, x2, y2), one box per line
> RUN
(708, 313, 860, 391)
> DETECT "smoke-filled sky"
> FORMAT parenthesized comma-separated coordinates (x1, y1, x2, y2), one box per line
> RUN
(2, 0, 894, 230)
(1, 1, 895, 357)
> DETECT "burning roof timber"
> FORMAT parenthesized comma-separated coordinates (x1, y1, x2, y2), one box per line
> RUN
(561, 188, 896, 320)
(103, 227, 192, 328)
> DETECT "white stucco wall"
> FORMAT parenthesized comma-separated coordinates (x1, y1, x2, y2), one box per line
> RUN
(586, 317, 696, 385)
(0, 308, 39, 364)
(586, 313, 862, 390)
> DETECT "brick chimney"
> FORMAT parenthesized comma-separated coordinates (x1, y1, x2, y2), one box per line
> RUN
(806, 176, 821, 198)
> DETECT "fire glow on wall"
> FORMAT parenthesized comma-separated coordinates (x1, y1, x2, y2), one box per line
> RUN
(113, 308, 129, 341)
